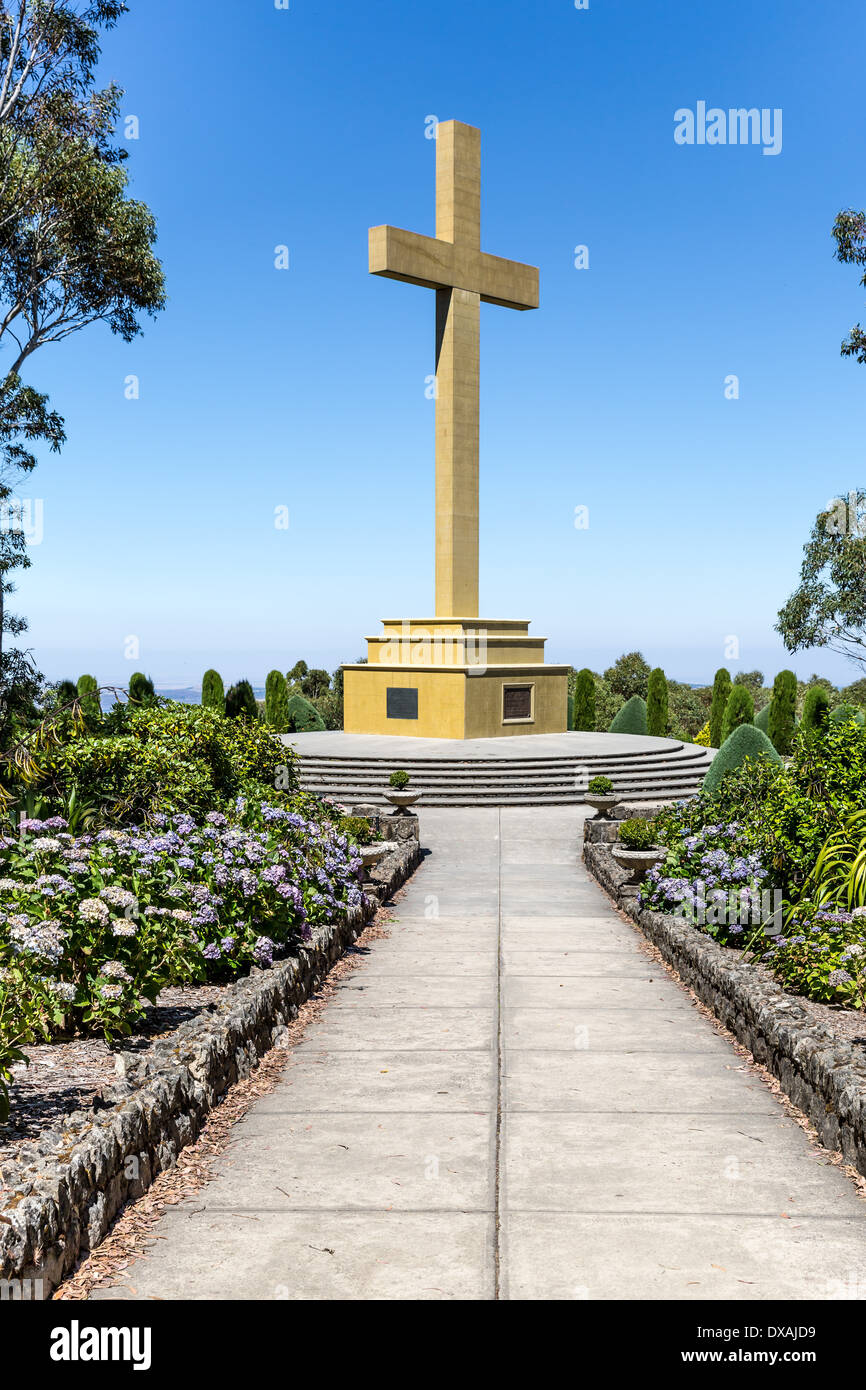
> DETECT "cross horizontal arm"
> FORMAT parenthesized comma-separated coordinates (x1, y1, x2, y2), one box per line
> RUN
(369, 225, 539, 311)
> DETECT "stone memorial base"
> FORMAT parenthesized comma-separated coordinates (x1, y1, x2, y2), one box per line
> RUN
(342, 616, 569, 739)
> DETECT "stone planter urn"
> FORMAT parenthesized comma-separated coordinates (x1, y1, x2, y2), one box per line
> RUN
(384, 789, 422, 815)
(611, 845, 666, 884)
(360, 841, 397, 871)
(585, 794, 617, 820)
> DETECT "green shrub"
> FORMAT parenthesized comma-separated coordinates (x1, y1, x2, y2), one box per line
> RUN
(801, 685, 831, 734)
(573, 668, 596, 731)
(201, 669, 224, 711)
(587, 775, 613, 794)
(755, 703, 770, 733)
(721, 684, 754, 744)
(76, 674, 100, 720)
(286, 693, 326, 732)
(53, 679, 79, 708)
(767, 669, 797, 754)
(225, 679, 259, 721)
(646, 668, 668, 738)
(389, 769, 410, 789)
(830, 702, 865, 727)
(619, 817, 657, 850)
(265, 670, 290, 732)
(701, 723, 782, 799)
(38, 703, 298, 824)
(128, 672, 156, 704)
(709, 668, 732, 748)
(338, 814, 374, 846)
(608, 695, 648, 736)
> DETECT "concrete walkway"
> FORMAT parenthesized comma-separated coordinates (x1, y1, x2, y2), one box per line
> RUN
(94, 808, 866, 1300)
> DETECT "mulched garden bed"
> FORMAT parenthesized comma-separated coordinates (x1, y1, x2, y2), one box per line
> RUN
(0, 984, 228, 1166)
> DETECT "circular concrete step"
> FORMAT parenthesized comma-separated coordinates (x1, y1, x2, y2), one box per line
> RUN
(283, 731, 714, 807)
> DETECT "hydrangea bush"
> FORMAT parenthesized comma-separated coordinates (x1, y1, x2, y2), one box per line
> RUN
(759, 909, 866, 1007)
(0, 804, 365, 1043)
(640, 819, 771, 945)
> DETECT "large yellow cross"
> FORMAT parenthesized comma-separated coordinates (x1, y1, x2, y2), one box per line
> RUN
(369, 120, 539, 618)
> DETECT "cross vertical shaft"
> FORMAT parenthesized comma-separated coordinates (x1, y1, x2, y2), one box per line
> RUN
(435, 122, 480, 617)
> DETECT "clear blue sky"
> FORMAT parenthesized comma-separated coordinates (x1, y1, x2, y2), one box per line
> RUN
(14, 0, 866, 690)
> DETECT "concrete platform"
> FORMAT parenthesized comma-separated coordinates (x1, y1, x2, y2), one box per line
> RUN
(284, 730, 714, 806)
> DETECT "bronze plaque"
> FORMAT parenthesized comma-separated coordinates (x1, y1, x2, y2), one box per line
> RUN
(387, 687, 418, 720)
(503, 685, 532, 721)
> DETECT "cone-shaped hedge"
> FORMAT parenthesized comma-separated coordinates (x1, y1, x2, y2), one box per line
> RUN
(573, 668, 596, 731)
(646, 667, 668, 738)
(201, 670, 224, 712)
(709, 669, 732, 749)
(225, 679, 259, 721)
(702, 724, 782, 799)
(755, 703, 770, 733)
(286, 692, 326, 732)
(801, 685, 831, 734)
(265, 669, 290, 731)
(76, 674, 100, 720)
(608, 695, 648, 736)
(128, 672, 155, 704)
(767, 669, 797, 754)
(721, 685, 754, 744)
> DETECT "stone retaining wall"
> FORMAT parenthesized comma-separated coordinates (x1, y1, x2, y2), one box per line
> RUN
(0, 838, 421, 1297)
(583, 835, 866, 1177)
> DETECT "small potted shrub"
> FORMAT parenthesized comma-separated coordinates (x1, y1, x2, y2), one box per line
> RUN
(585, 774, 617, 819)
(384, 768, 421, 815)
(612, 817, 666, 882)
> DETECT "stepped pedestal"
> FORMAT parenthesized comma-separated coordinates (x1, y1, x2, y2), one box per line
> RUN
(342, 617, 569, 740)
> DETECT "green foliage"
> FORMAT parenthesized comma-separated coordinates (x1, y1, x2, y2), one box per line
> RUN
(587, 775, 613, 794)
(755, 703, 770, 733)
(201, 669, 224, 712)
(776, 490, 866, 672)
(709, 669, 732, 749)
(667, 681, 712, 742)
(287, 660, 309, 685)
(832, 209, 866, 364)
(286, 693, 325, 732)
(389, 769, 410, 789)
(830, 702, 865, 727)
(619, 817, 657, 850)
(338, 815, 374, 846)
(802, 810, 866, 911)
(721, 684, 754, 744)
(701, 724, 782, 800)
(840, 677, 866, 705)
(767, 669, 797, 754)
(801, 684, 831, 734)
(127, 672, 155, 705)
(265, 669, 290, 732)
(76, 673, 100, 719)
(36, 702, 298, 824)
(734, 670, 764, 693)
(300, 668, 331, 700)
(646, 668, 668, 738)
(764, 909, 866, 1007)
(608, 696, 648, 736)
(49, 679, 79, 709)
(225, 679, 259, 722)
(572, 668, 596, 731)
(603, 652, 651, 701)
